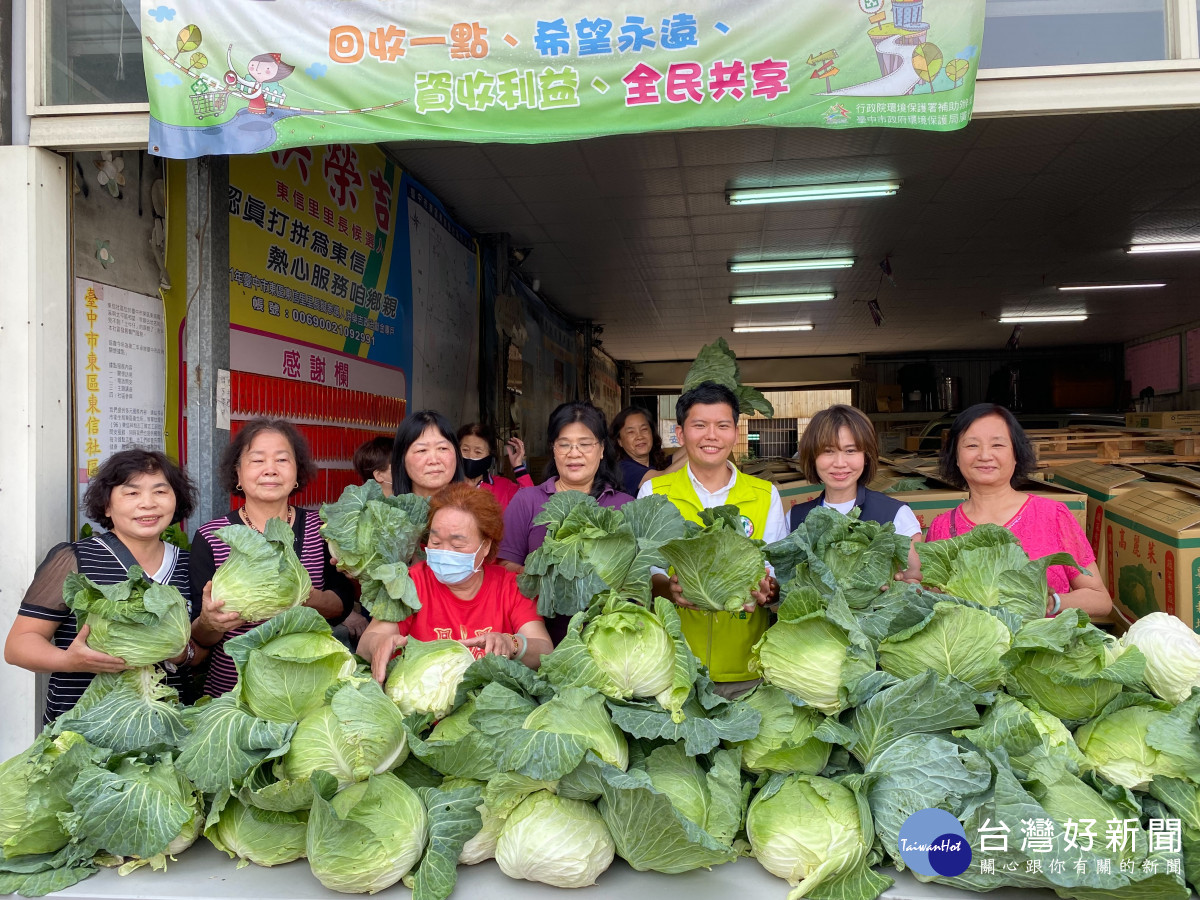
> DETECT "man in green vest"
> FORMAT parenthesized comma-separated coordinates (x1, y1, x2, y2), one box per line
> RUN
(637, 381, 787, 698)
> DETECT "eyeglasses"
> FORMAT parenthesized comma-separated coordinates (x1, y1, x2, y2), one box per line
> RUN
(553, 439, 601, 454)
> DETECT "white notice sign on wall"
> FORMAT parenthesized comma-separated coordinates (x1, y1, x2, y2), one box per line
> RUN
(74, 279, 167, 521)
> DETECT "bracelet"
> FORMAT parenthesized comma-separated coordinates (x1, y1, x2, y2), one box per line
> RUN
(1048, 592, 1062, 617)
(513, 633, 528, 658)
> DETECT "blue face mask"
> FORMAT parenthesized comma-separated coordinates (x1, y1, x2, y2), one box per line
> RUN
(426, 543, 484, 585)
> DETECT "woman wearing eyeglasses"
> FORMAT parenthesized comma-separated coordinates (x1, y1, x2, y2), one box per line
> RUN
(497, 401, 633, 642)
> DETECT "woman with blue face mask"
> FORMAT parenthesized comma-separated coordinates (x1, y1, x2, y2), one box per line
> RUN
(357, 483, 553, 682)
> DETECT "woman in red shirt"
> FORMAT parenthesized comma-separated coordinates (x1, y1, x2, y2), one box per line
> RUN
(457, 422, 533, 511)
(358, 483, 552, 682)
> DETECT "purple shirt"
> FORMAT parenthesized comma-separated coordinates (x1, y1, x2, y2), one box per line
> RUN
(498, 478, 634, 566)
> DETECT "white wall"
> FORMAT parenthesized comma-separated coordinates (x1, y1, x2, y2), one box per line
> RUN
(0, 148, 71, 756)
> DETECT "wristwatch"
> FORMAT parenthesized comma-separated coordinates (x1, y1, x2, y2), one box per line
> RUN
(163, 640, 197, 674)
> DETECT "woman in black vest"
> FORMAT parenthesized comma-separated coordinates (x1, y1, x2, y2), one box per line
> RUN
(4, 449, 200, 722)
(789, 405, 922, 579)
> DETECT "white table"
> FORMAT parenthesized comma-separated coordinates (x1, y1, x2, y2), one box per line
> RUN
(51, 842, 1044, 900)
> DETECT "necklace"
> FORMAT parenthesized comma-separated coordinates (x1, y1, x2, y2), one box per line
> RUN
(240, 505, 294, 533)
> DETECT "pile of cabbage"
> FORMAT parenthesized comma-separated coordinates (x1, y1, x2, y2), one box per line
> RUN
(8, 497, 1200, 900)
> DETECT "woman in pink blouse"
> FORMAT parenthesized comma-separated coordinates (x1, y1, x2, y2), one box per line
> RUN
(923, 404, 1112, 618)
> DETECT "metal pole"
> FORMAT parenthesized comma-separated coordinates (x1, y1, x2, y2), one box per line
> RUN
(185, 155, 231, 525)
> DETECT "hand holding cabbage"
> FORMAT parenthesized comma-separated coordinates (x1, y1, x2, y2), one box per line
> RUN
(63, 566, 191, 668)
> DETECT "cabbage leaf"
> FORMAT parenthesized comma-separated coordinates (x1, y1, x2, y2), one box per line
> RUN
(683, 338, 774, 418)
(52, 667, 187, 754)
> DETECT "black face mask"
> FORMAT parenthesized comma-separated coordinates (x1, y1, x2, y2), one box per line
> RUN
(462, 455, 493, 479)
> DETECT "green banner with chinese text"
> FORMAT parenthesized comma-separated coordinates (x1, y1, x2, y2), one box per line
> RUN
(141, 0, 986, 159)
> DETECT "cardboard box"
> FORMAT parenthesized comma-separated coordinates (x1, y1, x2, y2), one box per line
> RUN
(1050, 462, 1149, 582)
(775, 478, 824, 511)
(876, 384, 902, 413)
(1126, 411, 1200, 431)
(1102, 487, 1200, 632)
(1128, 464, 1200, 491)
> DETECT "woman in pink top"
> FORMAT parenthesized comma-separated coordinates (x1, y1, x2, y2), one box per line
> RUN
(457, 422, 533, 512)
(923, 404, 1112, 618)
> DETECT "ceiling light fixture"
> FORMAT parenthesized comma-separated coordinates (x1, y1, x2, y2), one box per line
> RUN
(730, 292, 836, 305)
(726, 181, 900, 205)
(728, 258, 854, 273)
(731, 324, 815, 333)
(999, 314, 1088, 323)
(1127, 241, 1200, 254)
(1057, 282, 1166, 292)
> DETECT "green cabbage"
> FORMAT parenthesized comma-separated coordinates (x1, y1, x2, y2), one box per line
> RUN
(765, 506, 910, 610)
(955, 693, 1085, 777)
(319, 481, 429, 622)
(306, 772, 428, 894)
(751, 601, 876, 716)
(522, 689, 629, 771)
(583, 602, 675, 702)
(518, 492, 686, 616)
(212, 518, 311, 622)
(542, 595, 696, 724)
(916, 523, 1082, 624)
(1004, 609, 1145, 724)
(659, 505, 767, 613)
(0, 732, 104, 859)
(385, 638, 477, 718)
(52, 666, 187, 754)
(495, 791, 615, 888)
(176, 695, 295, 795)
(204, 793, 307, 868)
(747, 774, 891, 900)
(596, 744, 746, 873)
(62, 565, 190, 666)
(877, 600, 1014, 691)
(683, 339, 774, 417)
(729, 685, 832, 775)
(65, 753, 203, 864)
(1120, 611, 1200, 704)
(224, 606, 356, 723)
(1074, 693, 1200, 791)
(279, 679, 408, 788)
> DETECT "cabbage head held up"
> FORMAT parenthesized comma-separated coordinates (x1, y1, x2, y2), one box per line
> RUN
(212, 518, 312, 622)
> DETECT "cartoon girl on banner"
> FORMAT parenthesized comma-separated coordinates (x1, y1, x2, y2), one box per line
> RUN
(224, 46, 294, 114)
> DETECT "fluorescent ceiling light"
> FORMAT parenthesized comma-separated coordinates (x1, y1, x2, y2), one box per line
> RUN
(730, 292, 836, 305)
(999, 314, 1088, 323)
(731, 324, 814, 333)
(729, 258, 854, 273)
(1057, 282, 1166, 292)
(1127, 241, 1200, 254)
(726, 181, 900, 205)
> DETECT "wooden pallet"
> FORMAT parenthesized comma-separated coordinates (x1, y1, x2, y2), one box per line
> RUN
(1027, 427, 1200, 465)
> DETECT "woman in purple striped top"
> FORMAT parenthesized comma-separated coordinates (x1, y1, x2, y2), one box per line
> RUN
(190, 418, 355, 697)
